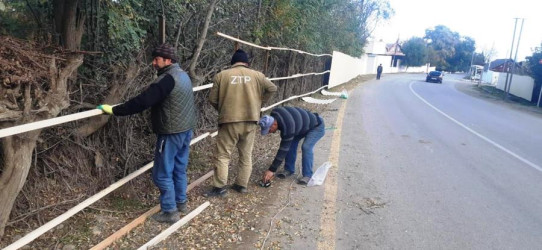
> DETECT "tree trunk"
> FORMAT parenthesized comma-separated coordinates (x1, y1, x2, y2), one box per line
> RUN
(0, 131, 40, 237)
(54, 0, 85, 50)
(188, 0, 219, 86)
(0, 55, 83, 238)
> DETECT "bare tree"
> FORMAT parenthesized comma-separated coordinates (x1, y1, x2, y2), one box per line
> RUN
(0, 0, 85, 237)
(0, 54, 83, 237)
(188, 0, 220, 86)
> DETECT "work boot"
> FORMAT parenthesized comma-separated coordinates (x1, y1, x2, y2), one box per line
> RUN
(151, 211, 180, 224)
(177, 201, 188, 213)
(203, 187, 227, 197)
(231, 184, 248, 193)
(276, 170, 294, 179)
(297, 176, 311, 185)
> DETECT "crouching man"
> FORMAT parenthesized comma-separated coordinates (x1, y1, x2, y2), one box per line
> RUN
(259, 106, 325, 185)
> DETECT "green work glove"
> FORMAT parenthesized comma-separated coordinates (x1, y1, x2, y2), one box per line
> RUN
(97, 104, 113, 115)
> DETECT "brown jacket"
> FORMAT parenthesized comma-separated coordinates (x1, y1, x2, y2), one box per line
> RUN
(209, 64, 277, 124)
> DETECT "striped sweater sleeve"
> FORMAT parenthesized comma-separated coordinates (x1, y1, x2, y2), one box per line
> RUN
(268, 135, 294, 172)
(268, 107, 296, 172)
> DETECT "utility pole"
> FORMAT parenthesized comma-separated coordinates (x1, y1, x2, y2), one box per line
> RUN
(538, 53, 542, 107)
(469, 51, 475, 81)
(503, 18, 519, 100)
(506, 18, 525, 99)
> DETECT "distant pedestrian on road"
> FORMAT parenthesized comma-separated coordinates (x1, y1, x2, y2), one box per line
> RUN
(204, 49, 278, 197)
(259, 106, 325, 185)
(98, 43, 197, 224)
(377, 64, 383, 80)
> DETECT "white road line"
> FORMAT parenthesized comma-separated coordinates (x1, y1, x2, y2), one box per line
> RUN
(409, 81, 542, 173)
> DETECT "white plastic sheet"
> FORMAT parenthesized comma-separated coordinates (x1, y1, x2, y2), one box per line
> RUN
(301, 97, 337, 105)
(307, 162, 332, 187)
(321, 89, 342, 96)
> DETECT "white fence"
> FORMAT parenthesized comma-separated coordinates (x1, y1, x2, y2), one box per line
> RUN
(328, 51, 367, 88)
(495, 73, 535, 101)
(328, 51, 433, 89)
(482, 70, 500, 85)
(480, 70, 535, 102)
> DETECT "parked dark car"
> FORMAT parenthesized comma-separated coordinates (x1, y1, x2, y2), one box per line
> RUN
(426, 71, 443, 83)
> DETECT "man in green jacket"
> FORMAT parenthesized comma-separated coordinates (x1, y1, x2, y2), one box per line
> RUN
(204, 49, 277, 197)
(98, 44, 196, 223)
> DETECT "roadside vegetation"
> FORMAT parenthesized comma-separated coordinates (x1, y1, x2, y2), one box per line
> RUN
(401, 25, 487, 72)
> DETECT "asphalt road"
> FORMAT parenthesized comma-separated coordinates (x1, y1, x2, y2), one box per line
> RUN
(336, 73, 542, 249)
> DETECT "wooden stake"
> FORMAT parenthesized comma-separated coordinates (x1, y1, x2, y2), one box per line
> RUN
(264, 50, 270, 74)
(159, 15, 166, 44)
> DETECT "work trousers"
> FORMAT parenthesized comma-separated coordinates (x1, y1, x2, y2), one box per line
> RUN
(152, 130, 192, 212)
(284, 116, 325, 178)
(213, 121, 258, 188)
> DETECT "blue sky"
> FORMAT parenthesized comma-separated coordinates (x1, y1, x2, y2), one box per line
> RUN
(373, 0, 542, 61)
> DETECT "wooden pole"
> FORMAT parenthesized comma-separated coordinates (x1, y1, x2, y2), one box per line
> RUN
(159, 15, 166, 44)
(0, 109, 102, 139)
(264, 50, 270, 74)
(0, 85, 212, 139)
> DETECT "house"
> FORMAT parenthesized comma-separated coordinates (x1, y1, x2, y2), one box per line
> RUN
(364, 39, 405, 68)
(481, 58, 536, 102)
(385, 41, 405, 67)
(489, 58, 521, 73)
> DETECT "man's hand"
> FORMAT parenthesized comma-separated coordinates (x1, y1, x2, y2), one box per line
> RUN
(263, 170, 274, 183)
(97, 104, 113, 115)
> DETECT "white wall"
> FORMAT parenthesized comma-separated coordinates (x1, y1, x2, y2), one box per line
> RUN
(376, 57, 393, 73)
(328, 51, 367, 88)
(365, 40, 387, 55)
(365, 55, 392, 75)
(397, 64, 434, 73)
(482, 70, 499, 85)
(365, 55, 376, 75)
(328, 50, 433, 88)
(496, 73, 535, 101)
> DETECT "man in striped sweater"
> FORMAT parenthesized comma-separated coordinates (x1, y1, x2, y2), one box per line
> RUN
(259, 106, 325, 185)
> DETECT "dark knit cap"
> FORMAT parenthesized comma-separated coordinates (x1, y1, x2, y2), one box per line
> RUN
(230, 49, 249, 65)
(152, 43, 178, 62)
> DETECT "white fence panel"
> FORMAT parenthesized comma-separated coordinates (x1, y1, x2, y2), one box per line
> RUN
(364, 55, 376, 75)
(328, 51, 366, 88)
(328, 51, 434, 88)
(376, 57, 392, 74)
(482, 70, 499, 85)
(399, 64, 433, 73)
(496, 73, 535, 101)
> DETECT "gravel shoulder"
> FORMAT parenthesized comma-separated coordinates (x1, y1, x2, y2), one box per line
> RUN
(452, 78, 542, 116)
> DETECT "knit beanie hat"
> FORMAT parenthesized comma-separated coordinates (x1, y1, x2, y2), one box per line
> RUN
(230, 49, 249, 65)
(152, 43, 178, 62)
